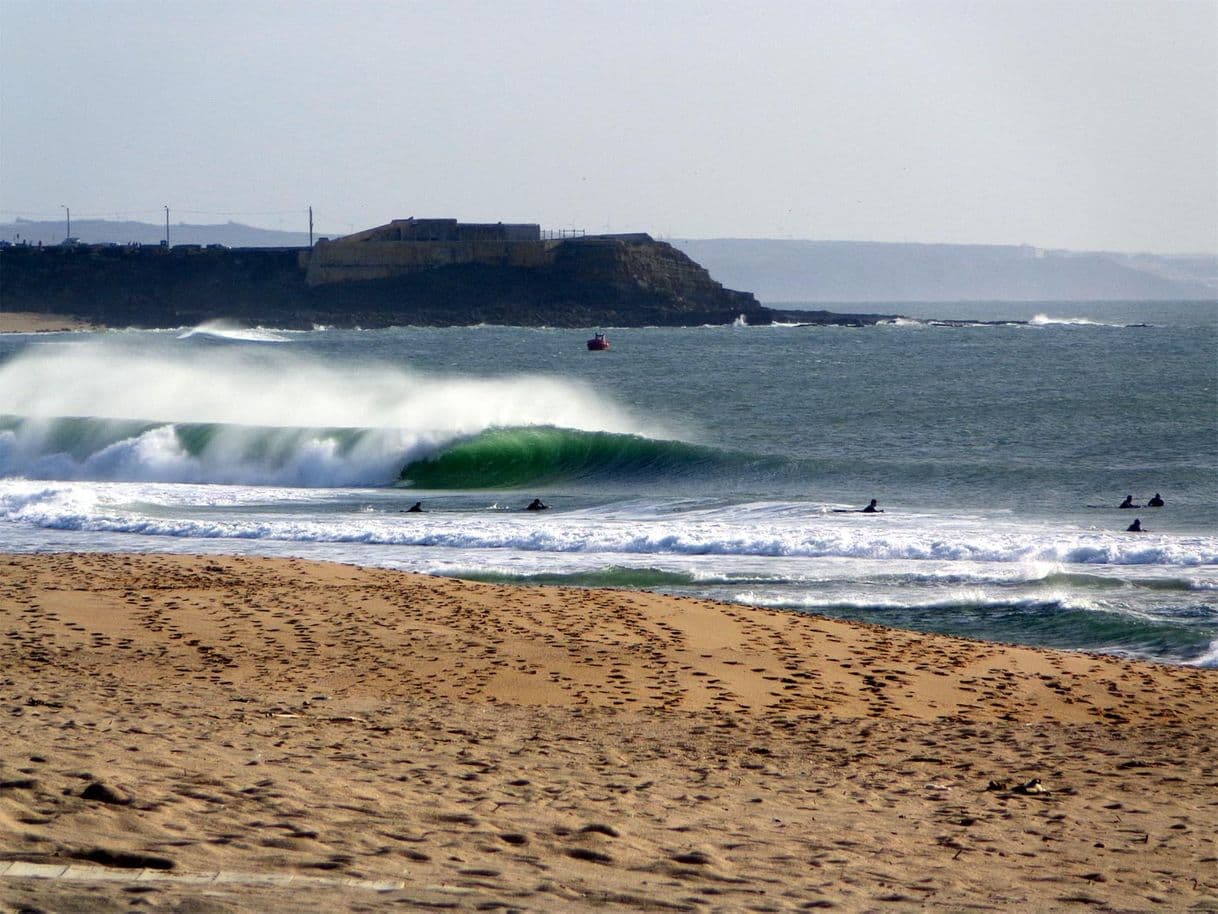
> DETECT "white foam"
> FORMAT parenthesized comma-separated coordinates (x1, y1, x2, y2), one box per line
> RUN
(1187, 639, 1218, 669)
(1029, 313, 1123, 328)
(4, 483, 1216, 568)
(732, 587, 1102, 615)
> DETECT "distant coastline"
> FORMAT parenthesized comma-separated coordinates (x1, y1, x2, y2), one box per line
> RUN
(4, 217, 1215, 304)
(676, 238, 1218, 303)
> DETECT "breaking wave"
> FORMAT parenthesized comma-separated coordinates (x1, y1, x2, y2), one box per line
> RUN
(176, 320, 293, 343)
(0, 338, 687, 487)
(0, 416, 750, 489)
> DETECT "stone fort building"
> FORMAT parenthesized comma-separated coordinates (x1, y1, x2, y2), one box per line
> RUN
(305, 217, 556, 285)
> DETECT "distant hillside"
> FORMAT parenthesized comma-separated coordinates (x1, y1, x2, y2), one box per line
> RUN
(672, 239, 1218, 303)
(0, 218, 317, 248)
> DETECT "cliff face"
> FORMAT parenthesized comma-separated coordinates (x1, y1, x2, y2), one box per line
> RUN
(0, 236, 771, 329)
(544, 237, 764, 323)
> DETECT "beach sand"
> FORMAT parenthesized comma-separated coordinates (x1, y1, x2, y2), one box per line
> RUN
(0, 312, 100, 334)
(1, 552, 1215, 912)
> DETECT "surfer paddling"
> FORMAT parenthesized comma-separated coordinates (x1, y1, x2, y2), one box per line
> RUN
(525, 498, 549, 511)
(832, 498, 884, 514)
(1119, 495, 1140, 509)
(1126, 518, 1145, 532)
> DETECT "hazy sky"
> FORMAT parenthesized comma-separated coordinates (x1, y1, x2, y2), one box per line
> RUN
(2, 0, 1215, 253)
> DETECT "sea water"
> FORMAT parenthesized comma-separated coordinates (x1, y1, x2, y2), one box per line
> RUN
(1, 303, 1215, 667)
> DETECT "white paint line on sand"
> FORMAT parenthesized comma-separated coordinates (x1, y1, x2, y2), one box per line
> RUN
(0, 861, 421, 892)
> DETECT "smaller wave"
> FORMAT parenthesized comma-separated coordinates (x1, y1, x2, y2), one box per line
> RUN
(1029, 571, 1218, 594)
(739, 590, 1102, 615)
(1187, 638, 1218, 669)
(1032, 571, 1126, 590)
(1029, 313, 1125, 329)
(908, 319, 1024, 329)
(442, 566, 700, 589)
(736, 590, 1216, 664)
(442, 565, 789, 589)
(177, 320, 291, 342)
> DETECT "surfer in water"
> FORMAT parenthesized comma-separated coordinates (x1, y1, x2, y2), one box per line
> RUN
(1119, 495, 1140, 509)
(525, 498, 548, 511)
(1147, 493, 1164, 507)
(833, 499, 883, 514)
(1126, 518, 1145, 532)
(406, 502, 423, 513)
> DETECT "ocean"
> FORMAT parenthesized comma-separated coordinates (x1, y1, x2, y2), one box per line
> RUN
(2, 301, 1215, 668)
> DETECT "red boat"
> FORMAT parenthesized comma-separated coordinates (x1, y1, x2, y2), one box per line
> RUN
(586, 332, 610, 351)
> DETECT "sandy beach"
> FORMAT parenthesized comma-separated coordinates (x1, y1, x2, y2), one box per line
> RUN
(0, 312, 100, 334)
(1, 552, 1215, 912)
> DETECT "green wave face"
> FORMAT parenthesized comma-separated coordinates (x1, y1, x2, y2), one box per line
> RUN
(399, 426, 738, 489)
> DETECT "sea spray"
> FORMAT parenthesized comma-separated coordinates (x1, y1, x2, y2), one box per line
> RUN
(0, 336, 658, 433)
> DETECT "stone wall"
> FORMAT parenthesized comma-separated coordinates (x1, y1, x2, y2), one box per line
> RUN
(304, 239, 557, 285)
(339, 219, 542, 244)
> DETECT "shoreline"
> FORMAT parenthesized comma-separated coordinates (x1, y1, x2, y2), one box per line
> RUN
(3, 551, 1216, 912)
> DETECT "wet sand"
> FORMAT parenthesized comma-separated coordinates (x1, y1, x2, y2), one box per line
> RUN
(1, 552, 1215, 912)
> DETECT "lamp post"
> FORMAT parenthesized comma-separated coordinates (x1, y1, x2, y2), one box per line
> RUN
(164, 205, 170, 248)
(61, 205, 70, 241)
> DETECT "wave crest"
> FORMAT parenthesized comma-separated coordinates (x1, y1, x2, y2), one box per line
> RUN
(400, 427, 740, 488)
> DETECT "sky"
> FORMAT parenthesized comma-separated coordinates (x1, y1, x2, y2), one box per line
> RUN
(1, 0, 1215, 254)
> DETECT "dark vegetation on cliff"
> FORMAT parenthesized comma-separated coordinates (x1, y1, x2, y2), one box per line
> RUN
(0, 237, 897, 329)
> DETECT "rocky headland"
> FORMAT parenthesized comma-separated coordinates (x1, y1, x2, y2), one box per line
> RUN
(0, 235, 898, 329)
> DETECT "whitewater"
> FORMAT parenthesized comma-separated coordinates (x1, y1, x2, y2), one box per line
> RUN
(1, 302, 1215, 667)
